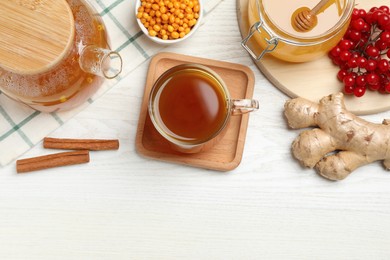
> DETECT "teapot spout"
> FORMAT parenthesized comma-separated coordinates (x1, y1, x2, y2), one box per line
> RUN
(79, 45, 122, 79)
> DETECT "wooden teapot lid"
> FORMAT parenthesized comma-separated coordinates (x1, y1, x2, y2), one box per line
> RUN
(0, 0, 75, 75)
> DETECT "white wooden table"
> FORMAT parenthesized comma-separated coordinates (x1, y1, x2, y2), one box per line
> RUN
(1, 0, 390, 259)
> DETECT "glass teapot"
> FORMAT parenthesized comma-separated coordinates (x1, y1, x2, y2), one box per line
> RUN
(0, 0, 122, 112)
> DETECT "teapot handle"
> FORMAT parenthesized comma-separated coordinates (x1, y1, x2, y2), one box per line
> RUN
(79, 46, 122, 79)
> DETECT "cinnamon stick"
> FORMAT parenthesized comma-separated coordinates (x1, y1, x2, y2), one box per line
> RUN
(16, 150, 90, 173)
(43, 137, 119, 151)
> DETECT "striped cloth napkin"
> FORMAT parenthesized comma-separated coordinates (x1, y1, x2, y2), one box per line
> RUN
(0, 0, 223, 166)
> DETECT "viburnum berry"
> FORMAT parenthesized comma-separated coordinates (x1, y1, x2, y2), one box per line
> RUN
(370, 7, 379, 13)
(381, 31, 390, 43)
(366, 59, 378, 71)
(366, 73, 380, 85)
(384, 82, 390, 93)
(348, 30, 362, 42)
(344, 84, 355, 94)
(351, 8, 360, 20)
(354, 86, 366, 97)
(378, 59, 389, 72)
(337, 69, 348, 81)
(343, 74, 356, 87)
(372, 10, 384, 23)
(347, 57, 358, 68)
(359, 9, 367, 16)
(357, 56, 367, 68)
(366, 45, 380, 57)
(352, 18, 366, 31)
(369, 83, 381, 91)
(328, 6, 390, 97)
(378, 13, 390, 28)
(379, 5, 390, 13)
(330, 46, 342, 57)
(340, 50, 352, 61)
(375, 40, 388, 51)
(339, 39, 354, 50)
(356, 75, 367, 87)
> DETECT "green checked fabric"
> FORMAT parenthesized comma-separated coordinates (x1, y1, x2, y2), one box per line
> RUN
(0, 0, 223, 166)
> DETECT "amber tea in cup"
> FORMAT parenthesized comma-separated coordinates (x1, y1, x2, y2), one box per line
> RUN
(148, 64, 259, 153)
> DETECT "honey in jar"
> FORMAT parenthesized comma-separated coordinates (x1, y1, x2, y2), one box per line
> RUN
(242, 0, 355, 62)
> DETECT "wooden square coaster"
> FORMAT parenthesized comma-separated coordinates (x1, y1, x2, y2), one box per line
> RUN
(135, 52, 256, 171)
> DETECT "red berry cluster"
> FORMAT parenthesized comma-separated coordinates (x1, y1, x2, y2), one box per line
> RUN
(328, 6, 390, 97)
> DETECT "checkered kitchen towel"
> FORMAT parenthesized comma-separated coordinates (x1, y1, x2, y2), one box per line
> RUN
(0, 0, 223, 166)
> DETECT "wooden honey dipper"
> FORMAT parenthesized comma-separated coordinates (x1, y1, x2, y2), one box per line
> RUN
(292, 0, 331, 32)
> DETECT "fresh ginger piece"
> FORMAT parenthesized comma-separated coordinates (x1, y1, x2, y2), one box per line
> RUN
(284, 92, 390, 181)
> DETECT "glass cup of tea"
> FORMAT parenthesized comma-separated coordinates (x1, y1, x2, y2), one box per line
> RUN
(148, 63, 259, 153)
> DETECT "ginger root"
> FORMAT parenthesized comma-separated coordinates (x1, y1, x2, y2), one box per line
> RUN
(284, 92, 390, 181)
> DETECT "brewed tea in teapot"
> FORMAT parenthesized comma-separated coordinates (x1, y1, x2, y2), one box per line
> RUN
(0, 0, 122, 112)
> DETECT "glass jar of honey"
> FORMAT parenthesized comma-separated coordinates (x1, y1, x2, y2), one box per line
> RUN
(242, 0, 355, 62)
(0, 0, 122, 112)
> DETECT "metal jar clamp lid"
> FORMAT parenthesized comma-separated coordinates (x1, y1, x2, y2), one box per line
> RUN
(241, 0, 279, 61)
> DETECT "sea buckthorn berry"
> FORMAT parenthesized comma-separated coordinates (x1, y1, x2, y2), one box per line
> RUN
(193, 4, 200, 12)
(149, 29, 157, 36)
(188, 19, 197, 27)
(171, 31, 180, 38)
(153, 24, 161, 32)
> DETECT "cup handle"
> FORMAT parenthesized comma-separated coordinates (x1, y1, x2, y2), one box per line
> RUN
(231, 99, 259, 115)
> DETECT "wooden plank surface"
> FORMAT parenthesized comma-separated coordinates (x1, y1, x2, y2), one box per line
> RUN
(2, 0, 390, 259)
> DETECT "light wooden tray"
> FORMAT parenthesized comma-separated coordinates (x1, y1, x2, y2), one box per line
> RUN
(135, 52, 256, 171)
(237, 0, 388, 115)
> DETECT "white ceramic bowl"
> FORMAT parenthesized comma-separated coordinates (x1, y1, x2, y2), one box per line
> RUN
(135, 0, 203, 45)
